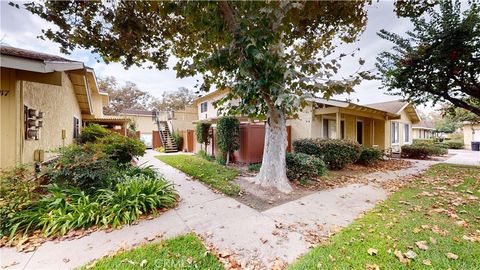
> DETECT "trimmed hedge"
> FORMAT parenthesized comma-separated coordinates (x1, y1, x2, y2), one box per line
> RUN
(443, 140, 464, 149)
(293, 139, 361, 170)
(401, 144, 447, 159)
(357, 147, 383, 165)
(286, 152, 326, 182)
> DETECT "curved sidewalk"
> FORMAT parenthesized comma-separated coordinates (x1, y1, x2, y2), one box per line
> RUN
(1, 150, 395, 269)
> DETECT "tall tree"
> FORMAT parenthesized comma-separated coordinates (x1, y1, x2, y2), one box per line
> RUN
(151, 87, 197, 111)
(98, 76, 155, 115)
(377, 1, 480, 116)
(22, 1, 371, 192)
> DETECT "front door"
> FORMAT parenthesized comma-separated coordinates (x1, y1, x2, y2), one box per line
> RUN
(357, 121, 363, 145)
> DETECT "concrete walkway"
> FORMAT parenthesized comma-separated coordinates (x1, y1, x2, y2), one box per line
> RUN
(1, 151, 436, 269)
(444, 149, 480, 166)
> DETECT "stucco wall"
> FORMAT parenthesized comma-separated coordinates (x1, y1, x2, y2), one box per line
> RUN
(286, 104, 313, 142)
(197, 91, 234, 121)
(0, 68, 21, 168)
(463, 124, 480, 149)
(21, 73, 82, 163)
(90, 90, 104, 117)
(386, 110, 414, 152)
(126, 114, 156, 134)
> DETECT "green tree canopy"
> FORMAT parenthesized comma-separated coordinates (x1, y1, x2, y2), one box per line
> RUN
(377, 0, 480, 116)
(20, 1, 373, 192)
(98, 76, 155, 115)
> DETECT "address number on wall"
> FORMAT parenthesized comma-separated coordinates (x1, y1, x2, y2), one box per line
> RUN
(1, 90, 10, 96)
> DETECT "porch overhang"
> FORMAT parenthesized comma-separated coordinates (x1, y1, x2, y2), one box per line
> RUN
(314, 106, 398, 121)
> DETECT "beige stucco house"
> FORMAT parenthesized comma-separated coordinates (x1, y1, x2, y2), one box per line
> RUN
(0, 45, 126, 169)
(412, 120, 436, 139)
(120, 107, 197, 150)
(463, 121, 480, 150)
(191, 89, 421, 155)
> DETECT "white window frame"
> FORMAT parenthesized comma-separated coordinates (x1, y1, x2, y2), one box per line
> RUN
(200, 102, 208, 113)
(322, 116, 345, 139)
(391, 122, 400, 145)
(404, 123, 410, 143)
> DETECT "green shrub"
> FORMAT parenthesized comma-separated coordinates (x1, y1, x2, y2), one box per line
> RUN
(97, 175, 177, 228)
(357, 147, 383, 165)
(117, 164, 158, 179)
(195, 122, 212, 151)
(6, 176, 177, 238)
(412, 138, 434, 145)
(293, 139, 361, 170)
(215, 117, 240, 165)
(172, 132, 184, 150)
(248, 163, 261, 172)
(401, 144, 447, 159)
(197, 150, 215, 162)
(443, 140, 464, 149)
(155, 146, 165, 153)
(215, 151, 227, 165)
(97, 133, 146, 164)
(286, 152, 326, 182)
(0, 165, 40, 237)
(47, 144, 116, 191)
(77, 123, 109, 144)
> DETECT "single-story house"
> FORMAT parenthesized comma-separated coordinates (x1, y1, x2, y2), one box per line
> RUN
(187, 89, 421, 163)
(463, 121, 480, 150)
(412, 120, 436, 139)
(0, 45, 127, 169)
(120, 107, 197, 151)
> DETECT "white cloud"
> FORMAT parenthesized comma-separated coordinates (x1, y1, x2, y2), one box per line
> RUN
(1, 1, 437, 112)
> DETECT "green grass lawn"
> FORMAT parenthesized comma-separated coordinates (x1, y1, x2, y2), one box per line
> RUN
(79, 234, 224, 270)
(157, 155, 240, 196)
(289, 164, 480, 270)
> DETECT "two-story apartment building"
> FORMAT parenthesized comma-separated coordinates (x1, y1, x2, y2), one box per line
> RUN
(190, 89, 420, 161)
(0, 45, 126, 169)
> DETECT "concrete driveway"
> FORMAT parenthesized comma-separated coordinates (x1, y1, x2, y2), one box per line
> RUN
(444, 149, 480, 167)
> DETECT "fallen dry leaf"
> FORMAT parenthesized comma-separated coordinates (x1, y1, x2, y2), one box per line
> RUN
(394, 249, 410, 264)
(404, 250, 417, 259)
(367, 248, 378, 256)
(415, 241, 429, 250)
(446, 252, 458, 260)
(366, 263, 380, 270)
(429, 237, 437, 244)
(422, 259, 432, 266)
(139, 259, 148, 267)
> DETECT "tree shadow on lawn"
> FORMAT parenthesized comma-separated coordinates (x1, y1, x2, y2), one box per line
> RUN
(234, 159, 413, 211)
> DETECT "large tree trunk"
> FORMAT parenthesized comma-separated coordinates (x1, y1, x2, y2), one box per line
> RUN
(255, 107, 292, 193)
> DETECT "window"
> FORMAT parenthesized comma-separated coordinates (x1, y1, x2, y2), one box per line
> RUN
(323, 119, 344, 139)
(404, 124, 410, 142)
(200, 102, 208, 113)
(391, 122, 399, 144)
(73, 117, 80, 138)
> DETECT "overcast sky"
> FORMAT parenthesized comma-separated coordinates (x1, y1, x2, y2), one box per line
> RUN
(0, 1, 435, 111)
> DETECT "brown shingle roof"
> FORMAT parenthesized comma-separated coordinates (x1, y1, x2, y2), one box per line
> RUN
(364, 100, 408, 115)
(0, 45, 77, 62)
(121, 109, 155, 116)
(413, 119, 434, 129)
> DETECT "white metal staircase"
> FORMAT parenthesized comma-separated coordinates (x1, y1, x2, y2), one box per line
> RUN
(153, 111, 178, 153)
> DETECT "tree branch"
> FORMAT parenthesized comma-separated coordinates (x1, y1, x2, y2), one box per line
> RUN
(218, 1, 236, 32)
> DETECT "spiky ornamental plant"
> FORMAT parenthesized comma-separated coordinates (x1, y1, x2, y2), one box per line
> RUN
(20, 1, 373, 192)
